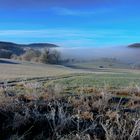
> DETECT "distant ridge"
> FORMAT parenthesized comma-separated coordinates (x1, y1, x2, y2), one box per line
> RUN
(128, 43, 140, 48)
(0, 41, 59, 49)
(0, 41, 59, 58)
(0, 41, 24, 57)
(26, 43, 59, 48)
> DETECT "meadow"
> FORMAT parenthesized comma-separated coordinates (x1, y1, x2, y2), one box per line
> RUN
(0, 59, 140, 140)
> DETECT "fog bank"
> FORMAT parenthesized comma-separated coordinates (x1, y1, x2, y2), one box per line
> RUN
(56, 46, 140, 62)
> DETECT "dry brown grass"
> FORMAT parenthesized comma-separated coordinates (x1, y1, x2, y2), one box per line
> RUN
(0, 80, 140, 140)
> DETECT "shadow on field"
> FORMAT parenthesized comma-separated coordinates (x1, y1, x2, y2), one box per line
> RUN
(0, 60, 19, 64)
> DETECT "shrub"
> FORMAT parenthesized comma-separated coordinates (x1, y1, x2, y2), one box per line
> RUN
(40, 49, 61, 64)
(22, 49, 41, 61)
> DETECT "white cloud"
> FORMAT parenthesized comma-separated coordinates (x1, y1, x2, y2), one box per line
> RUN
(50, 7, 111, 16)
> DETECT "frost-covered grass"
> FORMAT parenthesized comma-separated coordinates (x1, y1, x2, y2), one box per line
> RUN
(0, 80, 139, 140)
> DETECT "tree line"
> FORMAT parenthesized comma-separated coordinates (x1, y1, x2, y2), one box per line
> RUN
(12, 48, 61, 64)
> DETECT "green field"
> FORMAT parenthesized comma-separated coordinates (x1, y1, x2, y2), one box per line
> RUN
(70, 59, 131, 69)
(1, 59, 140, 89)
(46, 73, 140, 87)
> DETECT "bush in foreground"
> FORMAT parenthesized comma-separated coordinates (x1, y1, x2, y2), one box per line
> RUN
(0, 83, 139, 140)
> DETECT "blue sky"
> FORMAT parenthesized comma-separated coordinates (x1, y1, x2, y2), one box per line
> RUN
(0, 0, 140, 47)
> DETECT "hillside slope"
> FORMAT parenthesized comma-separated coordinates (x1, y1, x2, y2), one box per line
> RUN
(128, 43, 140, 48)
(0, 41, 59, 58)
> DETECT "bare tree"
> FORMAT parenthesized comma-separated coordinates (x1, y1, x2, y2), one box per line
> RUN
(22, 49, 41, 61)
(40, 49, 61, 64)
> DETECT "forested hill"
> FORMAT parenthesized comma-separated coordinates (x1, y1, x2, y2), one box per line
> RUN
(0, 41, 59, 58)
